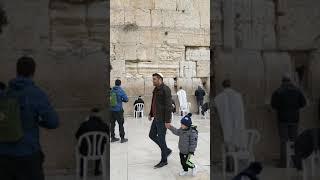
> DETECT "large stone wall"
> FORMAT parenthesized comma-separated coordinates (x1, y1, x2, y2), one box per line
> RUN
(211, 0, 320, 162)
(0, 0, 108, 174)
(110, 0, 210, 115)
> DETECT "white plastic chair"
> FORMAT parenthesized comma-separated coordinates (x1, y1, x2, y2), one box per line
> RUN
(134, 103, 144, 118)
(76, 132, 108, 180)
(302, 150, 320, 180)
(222, 129, 261, 178)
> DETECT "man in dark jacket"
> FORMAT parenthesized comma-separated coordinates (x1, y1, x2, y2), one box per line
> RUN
(75, 108, 109, 177)
(195, 86, 206, 114)
(233, 162, 263, 180)
(271, 75, 306, 168)
(148, 73, 172, 168)
(0, 56, 59, 180)
(110, 79, 129, 143)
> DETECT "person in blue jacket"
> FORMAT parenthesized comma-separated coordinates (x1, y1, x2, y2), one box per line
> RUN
(0, 56, 59, 180)
(110, 79, 129, 143)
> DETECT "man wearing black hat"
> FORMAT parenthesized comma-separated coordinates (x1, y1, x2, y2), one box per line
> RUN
(271, 74, 306, 168)
(148, 73, 173, 168)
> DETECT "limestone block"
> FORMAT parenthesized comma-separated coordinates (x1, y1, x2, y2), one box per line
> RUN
(124, 9, 135, 24)
(111, 60, 126, 78)
(180, 61, 197, 78)
(118, 29, 139, 44)
(123, 45, 137, 60)
(110, 9, 124, 26)
(175, 13, 200, 29)
(144, 77, 155, 95)
(196, 61, 210, 78)
(186, 47, 210, 61)
(199, 0, 210, 29)
(135, 8, 151, 27)
(215, 49, 265, 105)
(123, 77, 145, 96)
(155, 0, 177, 10)
(151, 10, 163, 27)
(129, 0, 154, 10)
(262, 52, 293, 100)
(138, 30, 153, 45)
(176, 0, 193, 12)
(155, 46, 184, 61)
(277, 0, 320, 50)
(163, 11, 176, 28)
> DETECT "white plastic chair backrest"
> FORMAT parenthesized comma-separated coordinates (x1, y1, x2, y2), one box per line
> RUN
(244, 129, 261, 153)
(134, 103, 144, 112)
(77, 131, 108, 158)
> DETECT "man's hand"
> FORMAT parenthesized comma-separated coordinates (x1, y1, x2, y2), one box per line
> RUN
(165, 123, 171, 129)
(148, 115, 152, 121)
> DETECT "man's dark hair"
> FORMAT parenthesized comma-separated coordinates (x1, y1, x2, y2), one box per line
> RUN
(17, 56, 36, 77)
(115, 79, 121, 86)
(152, 73, 163, 80)
(179, 86, 182, 89)
(138, 96, 141, 98)
(222, 79, 231, 88)
(248, 162, 263, 174)
(0, 81, 6, 90)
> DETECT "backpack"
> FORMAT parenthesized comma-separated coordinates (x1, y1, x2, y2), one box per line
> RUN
(0, 91, 23, 143)
(110, 90, 118, 107)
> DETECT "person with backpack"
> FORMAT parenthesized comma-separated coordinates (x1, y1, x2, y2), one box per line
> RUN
(168, 113, 198, 176)
(110, 79, 129, 143)
(0, 56, 59, 180)
(75, 108, 109, 177)
(232, 162, 263, 180)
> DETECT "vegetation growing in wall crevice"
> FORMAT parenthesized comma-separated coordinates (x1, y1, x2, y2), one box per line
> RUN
(123, 23, 138, 32)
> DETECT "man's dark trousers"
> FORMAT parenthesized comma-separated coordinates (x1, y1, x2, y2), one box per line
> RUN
(0, 151, 44, 180)
(197, 99, 204, 114)
(149, 119, 169, 162)
(111, 110, 125, 138)
(279, 122, 298, 168)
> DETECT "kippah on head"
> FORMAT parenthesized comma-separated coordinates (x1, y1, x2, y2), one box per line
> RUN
(115, 79, 121, 86)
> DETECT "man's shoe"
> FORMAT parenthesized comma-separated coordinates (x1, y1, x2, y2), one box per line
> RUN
(179, 171, 188, 176)
(192, 165, 198, 176)
(120, 138, 128, 143)
(154, 161, 168, 169)
(167, 149, 172, 158)
(111, 137, 120, 142)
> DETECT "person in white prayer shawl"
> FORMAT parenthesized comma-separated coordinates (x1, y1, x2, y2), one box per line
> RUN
(214, 79, 246, 151)
(177, 87, 188, 116)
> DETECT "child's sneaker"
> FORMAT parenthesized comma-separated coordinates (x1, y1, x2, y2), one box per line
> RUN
(179, 171, 188, 176)
(192, 165, 198, 176)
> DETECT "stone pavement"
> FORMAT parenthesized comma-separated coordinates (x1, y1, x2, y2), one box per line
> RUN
(110, 114, 211, 180)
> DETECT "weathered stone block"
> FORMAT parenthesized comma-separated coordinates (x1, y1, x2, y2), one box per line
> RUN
(180, 61, 196, 78)
(186, 47, 210, 61)
(196, 61, 210, 78)
(150, 10, 163, 27)
(110, 9, 124, 26)
(135, 9, 151, 27)
(155, 0, 177, 10)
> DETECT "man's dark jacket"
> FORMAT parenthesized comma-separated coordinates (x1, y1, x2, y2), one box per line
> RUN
(195, 88, 206, 101)
(149, 83, 172, 123)
(271, 82, 306, 123)
(75, 115, 109, 156)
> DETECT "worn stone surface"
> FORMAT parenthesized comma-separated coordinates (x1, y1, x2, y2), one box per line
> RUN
(111, 0, 210, 115)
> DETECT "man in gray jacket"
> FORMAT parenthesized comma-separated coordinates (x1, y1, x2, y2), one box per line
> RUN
(168, 113, 198, 176)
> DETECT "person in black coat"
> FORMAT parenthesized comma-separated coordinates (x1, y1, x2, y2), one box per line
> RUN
(75, 108, 109, 176)
(133, 96, 144, 117)
(195, 86, 206, 114)
(271, 75, 306, 168)
(232, 162, 263, 180)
